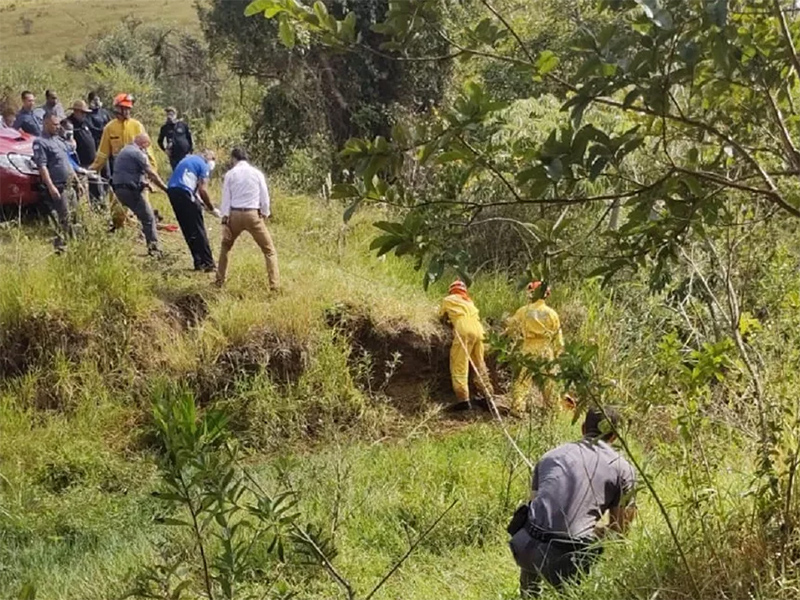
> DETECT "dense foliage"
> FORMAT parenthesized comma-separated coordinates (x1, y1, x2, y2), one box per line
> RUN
(199, 0, 453, 172)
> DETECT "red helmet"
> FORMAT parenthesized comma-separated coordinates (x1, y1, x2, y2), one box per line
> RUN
(113, 93, 134, 109)
(449, 280, 468, 294)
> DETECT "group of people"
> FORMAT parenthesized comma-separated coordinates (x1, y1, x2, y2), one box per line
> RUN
(439, 280, 637, 597)
(439, 278, 563, 415)
(3, 89, 280, 290)
(5, 89, 636, 599)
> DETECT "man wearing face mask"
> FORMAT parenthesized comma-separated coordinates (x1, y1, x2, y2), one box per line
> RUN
(166, 150, 220, 272)
(158, 107, 193, 171)
(85, 92, 111, 148)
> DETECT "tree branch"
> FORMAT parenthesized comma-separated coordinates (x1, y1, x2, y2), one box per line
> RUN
(292, 524, 356, 600)
(764, 89, 800, 171)
(773, 0, 800, 83)
(550, 81, 800, 217)
(479, 0, 536, 63)
(364, 499, 459, 600)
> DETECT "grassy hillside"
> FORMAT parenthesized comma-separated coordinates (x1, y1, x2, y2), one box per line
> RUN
(0, 188, 774, 600)
(0, 0, 199, 61)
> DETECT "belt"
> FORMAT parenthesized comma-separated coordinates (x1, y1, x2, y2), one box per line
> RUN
(230, 207, 259, 212)
(525, 523, 597, 552)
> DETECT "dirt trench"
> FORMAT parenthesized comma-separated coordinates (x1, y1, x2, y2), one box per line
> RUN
(191, 330, 309, 404)
(326, 304, 509, 411)
(0, 314, 88, 379)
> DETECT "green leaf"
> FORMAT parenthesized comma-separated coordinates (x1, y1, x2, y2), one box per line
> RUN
(161, 517, 193, 527)
(279, 14, 296, 49)
(331, 184, 360, 199)
(436, 150, 468, 164)
(313, 0, 329, 23)
(636, 0, 673, 30)
(244, 0, 272, 17)
(343, 198, 363, 223)
(535, 50, 560, 76)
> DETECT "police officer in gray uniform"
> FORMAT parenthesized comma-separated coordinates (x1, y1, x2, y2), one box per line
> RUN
(32, 113, 76, 250)
(509, 407, 637, 597)
(111, 134, 169, 256)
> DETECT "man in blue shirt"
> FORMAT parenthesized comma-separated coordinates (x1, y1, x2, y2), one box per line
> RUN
(13, 91, 43, 136)
(167, 150, 220, 271)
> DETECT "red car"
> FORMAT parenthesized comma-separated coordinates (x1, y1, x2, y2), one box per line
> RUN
(0, 128, 43, 210)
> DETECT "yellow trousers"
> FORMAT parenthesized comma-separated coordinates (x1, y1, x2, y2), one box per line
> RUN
(450, 324, 492, 402)
(510, 342, 557, 412)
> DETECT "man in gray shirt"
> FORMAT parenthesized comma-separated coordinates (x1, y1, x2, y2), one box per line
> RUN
(509, 407, 637, 597)
(112, 134, 169, 256)
(32, 113, 76, 250)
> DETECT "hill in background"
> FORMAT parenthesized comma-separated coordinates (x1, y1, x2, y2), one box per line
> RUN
(0, 0, 199, 62)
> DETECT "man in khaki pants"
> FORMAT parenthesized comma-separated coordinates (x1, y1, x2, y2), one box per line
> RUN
(216, 147, 280, 290)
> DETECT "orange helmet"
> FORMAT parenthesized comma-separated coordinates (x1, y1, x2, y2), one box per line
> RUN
(527, 280, 550, 297)
(113, 93, 134, 109)
(449, 280, 468, 294)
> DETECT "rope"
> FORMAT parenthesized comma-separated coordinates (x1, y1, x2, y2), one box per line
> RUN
(452, 328, 536, 471)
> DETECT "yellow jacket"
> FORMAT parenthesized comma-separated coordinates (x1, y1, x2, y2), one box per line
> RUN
(90, 117, 156, 171)
(507, 299, 564, 359)
(439, 294, 485, 339)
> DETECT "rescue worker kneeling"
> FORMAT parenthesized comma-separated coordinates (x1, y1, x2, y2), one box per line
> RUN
(439, 280, 493, 409)
(506, 281, 564, 413)
(508, 407, 637, 597)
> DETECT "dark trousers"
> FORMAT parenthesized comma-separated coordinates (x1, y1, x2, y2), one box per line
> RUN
(167, 187, 214, 269)
(114, 186, 159, 248)
(169, 150, 189, 171)
(44, 184, 74, 247)
(510, 529, 601, 597)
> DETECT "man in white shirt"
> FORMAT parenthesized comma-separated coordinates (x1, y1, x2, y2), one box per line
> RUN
(216, 147, 280, 290)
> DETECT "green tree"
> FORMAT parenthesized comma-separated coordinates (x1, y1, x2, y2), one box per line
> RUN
(245, 0, 800, 284)
(199, 0, 452, 170)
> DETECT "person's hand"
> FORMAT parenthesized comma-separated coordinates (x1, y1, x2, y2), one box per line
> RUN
(211, 208, 222, 219)
(47, 184, 60, 200)
(221, 216, 229, 226)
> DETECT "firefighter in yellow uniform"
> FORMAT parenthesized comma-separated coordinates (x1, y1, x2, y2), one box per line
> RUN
(89, 93, 157, 229)
(506, 281, 564, 413)
(439, 280, 493, 408)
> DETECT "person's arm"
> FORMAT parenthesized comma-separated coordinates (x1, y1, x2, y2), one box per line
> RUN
(39, 166, 61, 200)
(220, 174, 232, 223)
(604, 461, 637, 536)
(157, 124, 167, 152)
(89, 126, 110, 171)
(145, 164, 169, 193)
(196, 178, 215, 212)
(186, 123, 193, 153)
(258, 171, 270, 218)
(33, 142, 60, 201)
(16, 116, 35, 136)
